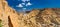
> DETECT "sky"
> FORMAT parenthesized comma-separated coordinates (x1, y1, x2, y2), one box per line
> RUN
(6, 0, 60, 12)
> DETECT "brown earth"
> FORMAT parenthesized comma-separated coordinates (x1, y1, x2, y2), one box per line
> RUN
(0, 0, 60, 27)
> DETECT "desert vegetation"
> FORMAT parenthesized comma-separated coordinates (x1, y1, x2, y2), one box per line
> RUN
(0, 19, 2, 27)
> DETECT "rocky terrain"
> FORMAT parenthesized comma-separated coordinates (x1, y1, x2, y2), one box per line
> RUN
(0, 0, 60, 27)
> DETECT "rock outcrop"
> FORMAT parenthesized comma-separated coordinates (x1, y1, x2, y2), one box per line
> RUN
(0, 0, 20, 27)
(0, 0, 60, 27)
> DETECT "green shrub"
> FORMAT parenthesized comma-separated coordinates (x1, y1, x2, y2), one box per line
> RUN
(0, 19, 2, 27)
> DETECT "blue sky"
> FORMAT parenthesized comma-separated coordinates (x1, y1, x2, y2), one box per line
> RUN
(6, 0, 60, 11)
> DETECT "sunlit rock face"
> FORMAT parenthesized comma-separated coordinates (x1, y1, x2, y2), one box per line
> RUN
(19, 8, 60, 27)
(0, 0, 20, 27)
(0, 0, 60, 27)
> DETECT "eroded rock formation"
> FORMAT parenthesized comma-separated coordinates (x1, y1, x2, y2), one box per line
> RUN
(0, 0, 60, 27)
(0, 0, 20, 27)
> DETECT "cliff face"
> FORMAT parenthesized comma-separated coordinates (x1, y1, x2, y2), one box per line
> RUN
(0, 0, 60, 27)
(0, 0, 20, 27)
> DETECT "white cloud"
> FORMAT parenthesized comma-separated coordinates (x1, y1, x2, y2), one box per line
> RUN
(16, 4, 23, 7)
(22, 3, 25, 5)
(22, 8, 26, 12)
(23, 8, 26, 10)
(26, 0, 30, 1)
(22, 0, 30, 2)
(26, 2, 32, 6)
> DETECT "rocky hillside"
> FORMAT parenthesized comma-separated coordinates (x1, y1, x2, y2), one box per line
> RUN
(0, 0, 20, 27)
(0, 0, 60, 27)
(19, 9, 60, 27)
